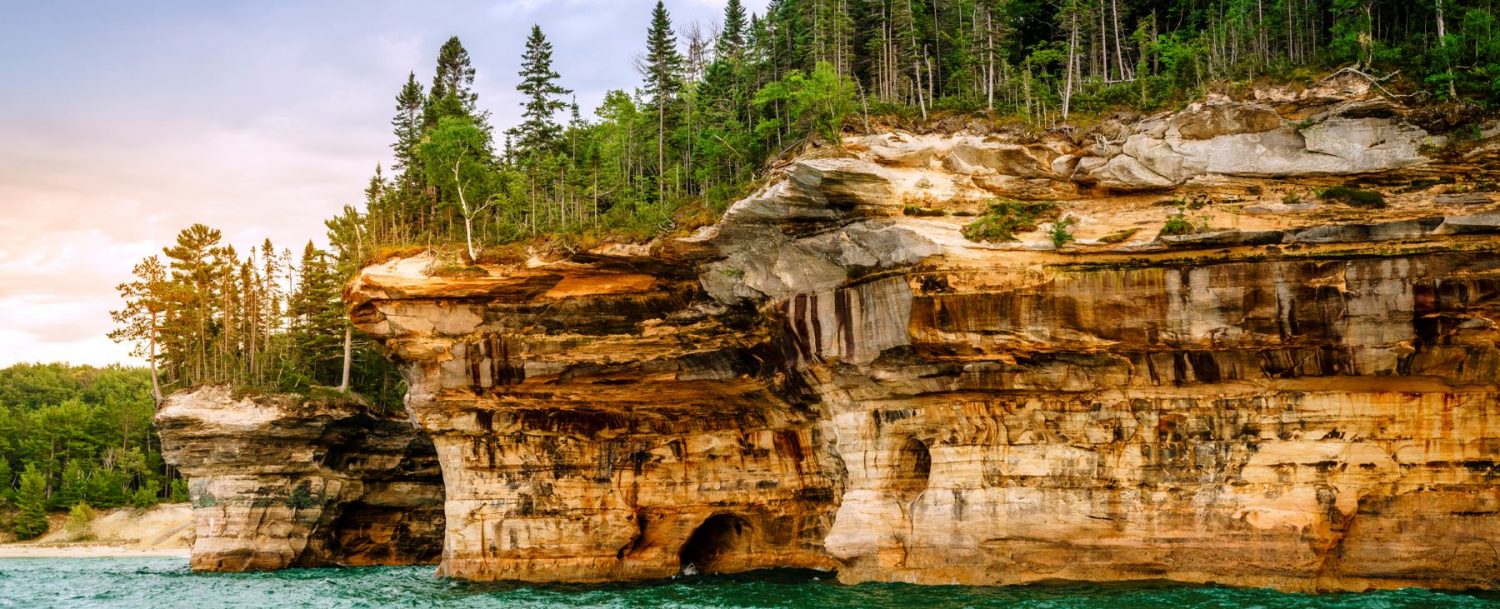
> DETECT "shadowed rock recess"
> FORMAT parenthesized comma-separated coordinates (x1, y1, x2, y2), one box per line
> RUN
(156, 386, 445, 570)
(170, 87, 1500, 592)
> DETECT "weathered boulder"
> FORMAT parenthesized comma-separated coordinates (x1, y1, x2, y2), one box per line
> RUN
(156, 386, 444, 571)
(1169, 101, 1283, 139)
(1077, 100, 1433, 190)
(944, 139, 1055, 177)
(854, 132, 939, 167)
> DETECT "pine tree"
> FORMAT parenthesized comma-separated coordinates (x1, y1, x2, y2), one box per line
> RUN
(288, 243, 344, 388)
(513, 25, 572, 154)
(108, 256, 169, 402)
(55, 460, 89, 510)
(639, 1, 684, 204)
(0, 458, 13, 504)
(428, 36, 480, 124)
(392, 72, 425, 172)
(162, 224, 224, 384)
(324, 205, 366, 393)
(720, 0, 749, 57)
(14, 464, 49, 540)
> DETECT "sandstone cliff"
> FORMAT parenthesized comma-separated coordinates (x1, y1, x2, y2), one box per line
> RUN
(345, 87, 1500, 591)
(156, 386, 444, 570)
(346, 84, 1499, 591)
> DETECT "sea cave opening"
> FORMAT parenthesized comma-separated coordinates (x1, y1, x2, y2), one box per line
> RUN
(679, 514, 752, 575)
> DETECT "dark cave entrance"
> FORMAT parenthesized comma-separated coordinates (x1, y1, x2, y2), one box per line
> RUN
(890, 437, 932, 502)
(679, 514, 752, 575)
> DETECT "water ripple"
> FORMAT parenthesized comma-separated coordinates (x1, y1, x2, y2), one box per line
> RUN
(0, 558, 1496, 609)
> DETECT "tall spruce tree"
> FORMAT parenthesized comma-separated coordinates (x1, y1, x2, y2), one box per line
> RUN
(640, 1, 683, 204)
(392, 72, 425, 172)
(13, 464, 49, 540)
(513, 25, 572, 154)
(719, 0, 749, 57)
(428, 36, 480, 124)
(288, 243, 344, 388)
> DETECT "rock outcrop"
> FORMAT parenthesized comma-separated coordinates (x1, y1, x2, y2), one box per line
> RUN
(135, 85, 1494, 591)
(156, 386, 444, 571)
(337, 91, 1500, 592)
(850, 88, 1443, 199)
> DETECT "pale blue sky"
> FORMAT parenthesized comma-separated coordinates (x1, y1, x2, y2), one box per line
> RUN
(0, 0, 767, 366)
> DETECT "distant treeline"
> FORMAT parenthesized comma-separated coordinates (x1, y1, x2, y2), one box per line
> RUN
(0, 364, 179, 540)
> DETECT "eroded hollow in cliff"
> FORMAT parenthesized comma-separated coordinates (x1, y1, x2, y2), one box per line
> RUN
(890, 437, 933, 502)
(679, 514, 752, 575)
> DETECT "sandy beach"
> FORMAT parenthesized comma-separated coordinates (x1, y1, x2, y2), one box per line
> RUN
(0, 545, 189, 558)
(0, 503, 192, 559)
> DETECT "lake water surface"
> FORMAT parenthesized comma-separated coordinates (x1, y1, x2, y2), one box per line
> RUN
(1, 557, 1497, 609)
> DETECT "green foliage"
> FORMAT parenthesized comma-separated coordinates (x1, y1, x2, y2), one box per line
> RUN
(0, 458, 12, 505)
(1319, 186, 1387, 208)
(14, 464, 49, 540)
(1049, 217, 1077, 248)
(962, 200, 1061, 243)
(512, 25, 571, 154)
(130, 480, 161, 509)
(1158, 208, 1206, 238)
(641, 0, 684, 104)
(1160, 211, 1198, 236)
(56, 459, 88, 510)
(169, 479, 190, 504)
(287, 484, 320, 510)
(427, 36, 480, 125)
(753, 62, 855, 143)
(65, 502, 96, 539)
(903, 205, 946, 217)
(0, 364, 175, 522)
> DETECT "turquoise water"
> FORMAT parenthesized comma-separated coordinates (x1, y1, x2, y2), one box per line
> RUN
(0, 558, 1496, 609)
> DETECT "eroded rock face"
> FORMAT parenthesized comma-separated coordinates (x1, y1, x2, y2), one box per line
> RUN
(347, 94, 1500, 591)
(847, 96, 1438, 194)
(156, 386, 444, 571)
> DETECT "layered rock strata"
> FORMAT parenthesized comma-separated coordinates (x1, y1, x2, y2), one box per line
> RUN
(156, 386, 445, 571)
(344, 90, 1500, 592)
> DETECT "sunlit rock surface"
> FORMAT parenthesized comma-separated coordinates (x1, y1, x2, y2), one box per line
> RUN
(342, 90, 1500, 592)
(156, 385, 444, 571)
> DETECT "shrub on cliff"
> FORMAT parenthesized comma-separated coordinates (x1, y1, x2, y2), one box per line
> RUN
(1160, 211, 1198, 236)
(1049, 217, 1076, 248)
(962, 200, 1060, 242)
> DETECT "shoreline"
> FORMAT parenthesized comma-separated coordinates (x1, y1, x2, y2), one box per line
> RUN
(0, 544, 190, 559)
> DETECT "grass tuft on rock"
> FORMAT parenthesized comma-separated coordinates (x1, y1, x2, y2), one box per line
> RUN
(1159, 211, 1200, 236)
(962, 200, 1060, 243)
(902, 205, 947, 217)
(1319, 186, 1387, 208)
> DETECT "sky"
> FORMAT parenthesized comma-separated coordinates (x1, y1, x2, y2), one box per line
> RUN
(0, 0, 768, 368)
